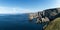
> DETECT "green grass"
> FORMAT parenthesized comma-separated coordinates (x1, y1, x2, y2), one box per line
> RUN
(45, 17, 60, 30)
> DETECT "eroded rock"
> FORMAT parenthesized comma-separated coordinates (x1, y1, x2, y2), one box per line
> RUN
(28, 8, 60, 24)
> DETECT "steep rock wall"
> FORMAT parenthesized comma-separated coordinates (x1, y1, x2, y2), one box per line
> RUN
(29, 8, 60, 23)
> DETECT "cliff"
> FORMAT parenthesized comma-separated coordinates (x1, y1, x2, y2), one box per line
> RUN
(29, 8, 60, 23)
(28, 8, 60, 30)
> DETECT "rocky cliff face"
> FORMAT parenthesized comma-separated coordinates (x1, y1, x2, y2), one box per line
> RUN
(29, 8, 60, 23)
(40, 8, 60, 21)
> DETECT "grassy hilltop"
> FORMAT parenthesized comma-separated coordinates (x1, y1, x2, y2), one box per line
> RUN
(45, 17, 60, 30)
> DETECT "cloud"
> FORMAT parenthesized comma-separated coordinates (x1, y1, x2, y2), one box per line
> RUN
(0, 7, 16, 14)
(1, 0, 60, 14)
(0, 7, 39, 14)
(55, 0, 60, 7)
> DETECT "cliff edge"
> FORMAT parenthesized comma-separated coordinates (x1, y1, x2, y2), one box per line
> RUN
(45, 17, 60, 30)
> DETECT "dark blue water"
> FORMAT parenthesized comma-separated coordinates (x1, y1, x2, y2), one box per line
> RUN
(0, 14, 44, 30)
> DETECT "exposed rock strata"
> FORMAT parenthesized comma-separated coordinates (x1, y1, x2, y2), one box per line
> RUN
(29, 8, 60, 23)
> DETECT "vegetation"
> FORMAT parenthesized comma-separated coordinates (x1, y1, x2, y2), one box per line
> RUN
(45, 17, 60, 30)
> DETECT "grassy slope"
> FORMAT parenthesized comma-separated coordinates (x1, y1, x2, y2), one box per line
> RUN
(45, 17, 60, 30)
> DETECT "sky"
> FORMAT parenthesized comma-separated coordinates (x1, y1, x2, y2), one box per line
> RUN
(0, 0, 60, 14)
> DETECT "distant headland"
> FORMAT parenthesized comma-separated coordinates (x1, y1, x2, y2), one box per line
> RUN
(29, 8, 60, 23)
(28, 8, 60, 30)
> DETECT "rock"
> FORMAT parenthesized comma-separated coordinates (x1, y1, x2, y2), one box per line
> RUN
(28, 8, 60, 23)
(29, 13, 34, 20)
(44, 17, 50, 22)
(36, 18, 41, 24)
(41, 17, 50, 22)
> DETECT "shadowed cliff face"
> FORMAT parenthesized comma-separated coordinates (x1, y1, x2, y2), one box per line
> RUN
(42, 8, 60, 21)
(29, 8, 60, 23)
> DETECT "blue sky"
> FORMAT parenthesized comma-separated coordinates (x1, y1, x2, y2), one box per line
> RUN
(0, 0, 60, 14)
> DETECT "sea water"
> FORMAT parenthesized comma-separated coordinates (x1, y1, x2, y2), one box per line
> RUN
(0, 14, 44, 30)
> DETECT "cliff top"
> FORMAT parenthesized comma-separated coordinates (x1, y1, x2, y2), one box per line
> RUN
(45, 17, 60, 30)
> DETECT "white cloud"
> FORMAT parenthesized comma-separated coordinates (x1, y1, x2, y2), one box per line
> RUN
(55, 0, 60, 7)
(0, 7, 16, 14)
(0, 7, 39, 14)
(1, 0, 60, 14)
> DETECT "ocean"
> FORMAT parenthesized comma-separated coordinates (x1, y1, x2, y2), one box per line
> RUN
(0, 14, 44, 30)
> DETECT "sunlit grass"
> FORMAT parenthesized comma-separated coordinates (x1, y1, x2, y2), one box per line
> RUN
(45, 17, 60, 30)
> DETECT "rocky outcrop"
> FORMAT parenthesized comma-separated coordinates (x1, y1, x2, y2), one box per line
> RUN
(29, 12, 38, 20)
(29, 8, 60, 23)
